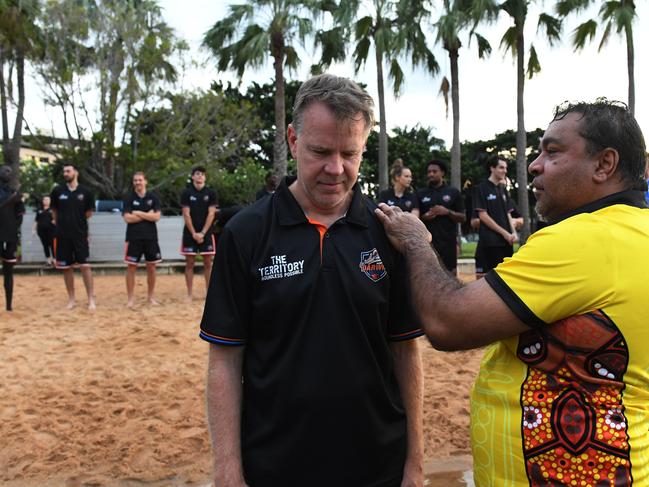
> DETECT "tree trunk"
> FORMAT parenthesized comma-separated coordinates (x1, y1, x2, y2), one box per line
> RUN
(515, 23, 530, 242)
(449, 46, 461, 190)
(104, 43, 124, 191)
(375, 42, 388, 192)
(271, 32, 287, 179)
(624, 15, 635, 115)
(2, 52, 25, 190)
(0, 46, 9, 146)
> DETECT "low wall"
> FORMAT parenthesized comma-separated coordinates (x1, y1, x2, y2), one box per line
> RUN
(21, 212, 187, 263)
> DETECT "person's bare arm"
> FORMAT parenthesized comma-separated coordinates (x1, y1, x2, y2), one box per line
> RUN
(202, 206, 217, 234)
(376, 204, 529, 351)
(410, 208, 420, 218)
(85, 210, 94, 219)
(182, 207, 196, 233)
(206, 344, 249, 487)
(478, 210, 516, 244)
(391, 339, 424, 487)
(123, 212, 142, 224)
(133, 210, 160, 222)
(51, 208, 57, 225)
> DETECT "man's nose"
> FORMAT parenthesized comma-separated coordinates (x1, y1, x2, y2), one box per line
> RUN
(324, 154, 344, 175)
(528, 154, 543, 176)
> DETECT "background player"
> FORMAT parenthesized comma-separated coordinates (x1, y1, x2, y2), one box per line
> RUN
(180, 166, 218, 300)
(50, 163, 96, 310)
(0, 165, 25, 311)
(123, 171, 162, 307)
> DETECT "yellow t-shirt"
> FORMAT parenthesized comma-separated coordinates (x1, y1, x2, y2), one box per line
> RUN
(474, 194, 649, 486)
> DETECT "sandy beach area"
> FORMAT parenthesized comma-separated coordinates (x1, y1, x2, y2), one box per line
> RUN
(1, 273, 483, 486)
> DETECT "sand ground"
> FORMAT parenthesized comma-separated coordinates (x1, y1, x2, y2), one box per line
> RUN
(0, 274, 483, 486)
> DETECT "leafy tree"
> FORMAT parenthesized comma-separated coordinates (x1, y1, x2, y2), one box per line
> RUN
(498, 0, 561, 242)
(556, 0, 638, 114)
(317, 0, 439, 191)
(203, 0, 328, 180)
(33, 0, 185, 197)
(361, 124, 448, 198)
(210, 79, 302, 167)
(432, 0, 497, 189)
(0, 0, 40, 188)
(122, 89, 264, 212)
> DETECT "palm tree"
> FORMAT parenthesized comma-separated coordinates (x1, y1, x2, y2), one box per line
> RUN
(556, 0, 637, 114)
(433, 0, 497, 189)
(499, 0, 561, 242)
(317, 0, 438, 191)
(203, 0, 325, 179)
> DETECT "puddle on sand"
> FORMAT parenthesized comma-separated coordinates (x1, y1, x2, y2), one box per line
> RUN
(425, 469, 474, 486)
(424, 454, 474, 487)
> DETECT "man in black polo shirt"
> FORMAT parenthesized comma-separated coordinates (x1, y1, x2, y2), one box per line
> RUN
(199, 74, 424, 487)
(180, 166, 218, 300)
(123, 171, 162, 307)
(50, 163, 96, 309)
(473, 156, 523, 277)
(0, 165, 24, 311)
(416, 160, 466, 274)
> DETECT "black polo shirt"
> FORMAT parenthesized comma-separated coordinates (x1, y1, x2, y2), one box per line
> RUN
(35, 208, 55, 233)
(473, 179, 514, 247)
(123, 190, 160, 241)
(199, 177, 422, 487)
(0, 186, 24, 242)
(50, 184, 95, 238)
(180, 184, 218, 236)
(416, 182, 465, 248)
(377, 187, 419, 212)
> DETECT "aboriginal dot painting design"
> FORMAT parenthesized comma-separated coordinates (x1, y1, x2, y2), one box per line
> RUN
(517, 310, 632, 486)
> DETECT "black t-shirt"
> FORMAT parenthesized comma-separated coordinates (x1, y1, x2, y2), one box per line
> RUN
(417, 183, 465, 247)
(0, 186, 25, 242)
(180, 185, 218, 236)
(123, 190, 161, 241)
(199, 177, 423, 487)
(377, 187, 419, 212)
(35, 208, 55, 232)
(473, 179, 514, 247)
(50, 184, 95, 238)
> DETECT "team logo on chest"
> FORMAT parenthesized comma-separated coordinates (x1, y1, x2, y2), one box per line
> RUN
(442, 195, 451, 203)
(359, 248, 387, 282)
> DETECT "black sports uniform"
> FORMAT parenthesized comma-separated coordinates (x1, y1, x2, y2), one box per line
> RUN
(200, 177, 423, 487)
(473, 179, 515, 274)
(0, 187, 24, 264)
(377, 187, 419, 213)
(417, 183, 465, 272)
(35, 207, 56, 260)
(50, 184, 95, 268)
(123, 191, 162, 265)
(0, 184, 24, 311)
(180, 184, 218, 255)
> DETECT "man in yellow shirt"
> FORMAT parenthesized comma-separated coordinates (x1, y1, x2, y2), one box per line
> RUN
(376, 100, 649, 486)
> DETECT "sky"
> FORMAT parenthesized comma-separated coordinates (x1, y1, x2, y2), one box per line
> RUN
(19, 1, 649, 149)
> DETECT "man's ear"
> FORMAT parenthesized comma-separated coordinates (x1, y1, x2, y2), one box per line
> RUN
(593, 148, 620, 184)
(287, 124, 298, 159)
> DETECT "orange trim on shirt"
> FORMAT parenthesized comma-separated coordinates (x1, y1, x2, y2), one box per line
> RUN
(307, 217, 327, 261)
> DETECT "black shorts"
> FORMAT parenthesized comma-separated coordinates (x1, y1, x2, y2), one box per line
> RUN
(180, 233, 216, 256)
(1, 241, 18, 263)
(475, 245, 513, 275)
(124, 240, 162, 265)
(55, 237, 90, 269)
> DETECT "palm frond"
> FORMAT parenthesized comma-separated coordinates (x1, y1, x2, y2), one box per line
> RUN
(526, 44, 541, 79)
(571, 19, 597, 50)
